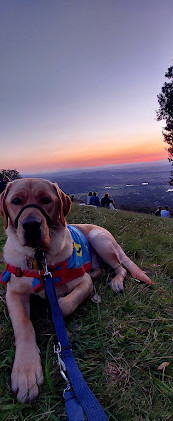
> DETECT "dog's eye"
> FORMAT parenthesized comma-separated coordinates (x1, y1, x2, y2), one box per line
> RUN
(41, 197, 52, 204)
(12, 197, 22, 205)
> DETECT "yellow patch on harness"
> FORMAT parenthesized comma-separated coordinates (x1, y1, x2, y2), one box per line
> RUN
(74, 242, 82, 256)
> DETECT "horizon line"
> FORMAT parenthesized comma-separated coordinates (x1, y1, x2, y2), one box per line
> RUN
(21, 158, 170, 176)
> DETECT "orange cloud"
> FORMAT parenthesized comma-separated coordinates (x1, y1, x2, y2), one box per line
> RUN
(2, 135, 168, 173)
(44, 136, 167, 168)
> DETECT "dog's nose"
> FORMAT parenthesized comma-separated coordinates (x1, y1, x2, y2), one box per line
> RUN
(22, 216, 41, 233)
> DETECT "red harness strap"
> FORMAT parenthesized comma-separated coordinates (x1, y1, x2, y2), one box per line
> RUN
(50, 261, 92, 283)
(3, 261, 92, 292)
(6, 263, 43, 280)
(6, 262, 92, 281)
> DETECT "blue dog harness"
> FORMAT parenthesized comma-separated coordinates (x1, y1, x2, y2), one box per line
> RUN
(0, 225, 92, 290)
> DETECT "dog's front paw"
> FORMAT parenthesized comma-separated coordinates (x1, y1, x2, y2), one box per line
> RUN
(11, 347, 44, 403)
(110, 275, 125, 292)
(110, 268, 127, 293)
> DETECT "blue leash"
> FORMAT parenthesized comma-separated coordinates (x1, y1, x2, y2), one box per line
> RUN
(44, 273, 109, 421)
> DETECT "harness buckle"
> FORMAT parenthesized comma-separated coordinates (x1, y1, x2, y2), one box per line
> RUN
(15, 267, 23, 277)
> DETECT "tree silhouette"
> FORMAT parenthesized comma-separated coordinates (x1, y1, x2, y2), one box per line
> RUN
(0, 169, 22, 181)
(157, 64, 173, 184)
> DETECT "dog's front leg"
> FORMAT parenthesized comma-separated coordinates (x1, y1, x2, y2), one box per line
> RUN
(58, 273, 93, 317)
(6, 282, 44, 403)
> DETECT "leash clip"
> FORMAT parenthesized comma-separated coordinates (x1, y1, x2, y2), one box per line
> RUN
(43, 260, 52, 278)
(54, 343, 69, 384)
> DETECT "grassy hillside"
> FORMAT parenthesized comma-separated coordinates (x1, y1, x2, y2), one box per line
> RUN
(1, 205, 173, 420)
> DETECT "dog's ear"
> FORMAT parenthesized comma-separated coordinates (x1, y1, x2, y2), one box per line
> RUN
(54, 184, 72, 226)
(0, 183, 11, 229)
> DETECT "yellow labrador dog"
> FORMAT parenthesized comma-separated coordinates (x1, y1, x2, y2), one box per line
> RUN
(0, 178, 152, 403)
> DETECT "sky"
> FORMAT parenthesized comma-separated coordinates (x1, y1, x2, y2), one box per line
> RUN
(0, 0, 173, 174)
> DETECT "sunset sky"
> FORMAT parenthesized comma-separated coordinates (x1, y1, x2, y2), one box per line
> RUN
(1, 0, 173, 174)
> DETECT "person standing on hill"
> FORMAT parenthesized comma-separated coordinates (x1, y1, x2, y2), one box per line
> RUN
(90, 192, 100, 207)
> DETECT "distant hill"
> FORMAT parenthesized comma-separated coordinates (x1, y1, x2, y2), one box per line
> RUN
(23, 160, 173, 214)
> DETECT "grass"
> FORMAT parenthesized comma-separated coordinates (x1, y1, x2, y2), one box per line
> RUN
(1, 205, 173, 420)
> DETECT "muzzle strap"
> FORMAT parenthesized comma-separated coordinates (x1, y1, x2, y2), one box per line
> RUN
(15, 204, 52, 229)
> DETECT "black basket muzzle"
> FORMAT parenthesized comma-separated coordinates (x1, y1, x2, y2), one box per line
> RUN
(14, 204, 52, 229)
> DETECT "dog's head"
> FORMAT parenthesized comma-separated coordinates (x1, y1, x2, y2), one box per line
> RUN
(0, 178, 71, 248)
